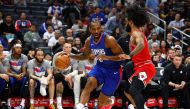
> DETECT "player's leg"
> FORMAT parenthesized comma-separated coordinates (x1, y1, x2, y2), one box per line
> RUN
(29, 78, 36, 109)
(128, 76, 145, 109)
(99, 68, 121, 108)
(19, 76, 27, 108)
(73, 75, 81, 106)
(48, 78, 55, 109)
(54, 73, 64, 109)
(76, 77, 98, 109)
(124, 80, 136, 108)
(0, 77, 7, 96)
(7, 77, 16, 107)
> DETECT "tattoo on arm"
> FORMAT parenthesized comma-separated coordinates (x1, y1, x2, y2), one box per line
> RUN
(129, 35, 145, 57)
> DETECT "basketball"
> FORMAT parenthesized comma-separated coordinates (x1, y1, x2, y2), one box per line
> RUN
(54, 54, 70, 70)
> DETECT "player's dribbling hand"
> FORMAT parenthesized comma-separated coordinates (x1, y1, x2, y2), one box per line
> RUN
(119, 54, 131, 59)
(97, 54, 108, 61)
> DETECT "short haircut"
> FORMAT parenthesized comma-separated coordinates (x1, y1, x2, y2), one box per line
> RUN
(126, 4, 149, 27)
(34, 48, 44, 56)
(46, 16, 52, 21)
(89, 20, 101, 29)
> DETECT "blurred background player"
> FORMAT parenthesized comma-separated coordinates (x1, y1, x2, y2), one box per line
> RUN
(53, 42, 79, 109)
(27, 48, 55, 109)
(5, 43, 28, 109)
(0, 44, 9, 107)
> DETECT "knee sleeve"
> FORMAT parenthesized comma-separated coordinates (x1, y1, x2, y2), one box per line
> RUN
(129, 77, 144, 96)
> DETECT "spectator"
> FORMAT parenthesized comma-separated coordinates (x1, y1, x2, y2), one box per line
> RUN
(0, 11, 4, 24)
(164, 9, 176, 25)
(47, 0, 62, 18)
(105, 12, 123, 35)
(15, 12, 31, 34)
(185, 56, 190, 64)
(5, 43, 28, 108)
(161, 49, 175, 67)
(168, 13, 184, 39)
(43, 26, 55, 44)
(115, 1, 123, 12)
(0, 44, 9, 104)
(39, 16, 53, 37)
(72, 37, 82, 54)
(65, 29, 74, 38)
(28, 48, 55, 109)
(108, 7, 117, 19)
(148, 32, 160, 49)
(174, 45, 182, 56)
(181, 18, 190, 36)
(166, 33, 175, 48)
(0, 15, 15, 37)
(24, 24, 42, 51)
(89, 6, 107, 25)
(86, 0, 98, 7)
(52, 36, 65, 54)
(48, 30, 61, 49)
(52, 11, 63, 31)
(183, 44, 190, 58)
(152, 54, 161, 67)
(71, 20, 87, 37)
(151, 42, 160, 55)
(160, 54, 190, 109)
(62, 0, 81, 27)
(174, 39, 181, 47)
(160, 40, 169, 55)
(145, 0, 159, 16)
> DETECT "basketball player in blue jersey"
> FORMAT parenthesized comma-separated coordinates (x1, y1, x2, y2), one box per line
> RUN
(70, 20, 124, 109)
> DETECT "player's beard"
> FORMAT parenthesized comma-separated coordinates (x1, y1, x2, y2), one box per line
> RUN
(126, 24, 131, 32)
(36, 58, 43, 64)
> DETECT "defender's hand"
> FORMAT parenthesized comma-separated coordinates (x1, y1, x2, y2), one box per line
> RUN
(119, 54, 131, 59)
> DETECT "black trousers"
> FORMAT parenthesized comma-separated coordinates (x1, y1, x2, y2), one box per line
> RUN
(160, 82, 190, 109)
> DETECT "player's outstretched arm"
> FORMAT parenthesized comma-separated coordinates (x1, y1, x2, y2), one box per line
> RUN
(97, 36, 124, 61)
(70, 37, 91, 60)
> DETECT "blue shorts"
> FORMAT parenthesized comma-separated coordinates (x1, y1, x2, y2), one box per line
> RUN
(88, 65, 121, 96)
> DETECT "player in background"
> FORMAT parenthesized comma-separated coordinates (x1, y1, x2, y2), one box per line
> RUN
(27, 48, 55, 109)
(5, 43, 28, 109)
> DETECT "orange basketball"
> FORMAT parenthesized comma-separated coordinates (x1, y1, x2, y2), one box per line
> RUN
(55, 54, 70, 70)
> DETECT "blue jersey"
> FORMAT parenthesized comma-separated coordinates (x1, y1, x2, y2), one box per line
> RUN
(90, 32, 121, 69)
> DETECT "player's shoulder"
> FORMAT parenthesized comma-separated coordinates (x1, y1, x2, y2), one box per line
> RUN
(132, 30, 144, 38)
(27, 59, 35, 65)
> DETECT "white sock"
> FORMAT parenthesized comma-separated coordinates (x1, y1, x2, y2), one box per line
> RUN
(20, 98, 25, 107)
(76, 103, 84, 109)
(7, 98, 11, 106)
(73, 75, 81, 106)
(57, 97, 62, 106)
(30, 99, 34, 104)
(49, 99, 54, 105)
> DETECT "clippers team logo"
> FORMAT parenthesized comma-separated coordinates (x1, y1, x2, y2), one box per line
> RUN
(34, 67, 46, 77)
(10, 61, 23, 73)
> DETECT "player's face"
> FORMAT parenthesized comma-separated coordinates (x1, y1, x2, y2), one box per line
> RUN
(63, 43, 72, 54)
(35, 51, 44, 63)
(125, 18, 131, 32)
(90, 22, 101, 38)
(14, 47, 22, 55)
(173, 56, 182, 68)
